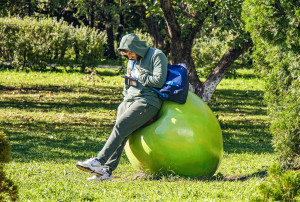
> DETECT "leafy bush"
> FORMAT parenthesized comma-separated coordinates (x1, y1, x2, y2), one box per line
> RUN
(134, 29, 154, 47)
(243, 0, 300, 169)
(253, 163, 300, 201)
(0, 131, 18, 201)
(0, 16, 106, 71)
(192, 34, 226, 77)
(192, 31, 252, 78)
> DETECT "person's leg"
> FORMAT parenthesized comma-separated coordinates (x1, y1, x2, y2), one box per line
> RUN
(76, 101, 128, 176)
(100, 136, 129, 174)
(97, 100, 159, 169)
(98, 102, 130, 174)
(100, 111, 159, 174)
(116, 101, 128, 120)
(76, 100, 159, 177)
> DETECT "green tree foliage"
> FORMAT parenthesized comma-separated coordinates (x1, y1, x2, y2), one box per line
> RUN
(0, 131, 18, 201)
(0, 17, 106, 71)
(243, 0, 300, 169)
(0, 0, 34, 17)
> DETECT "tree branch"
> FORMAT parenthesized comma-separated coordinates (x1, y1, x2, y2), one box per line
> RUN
(135, 4, 168, 51)
(201, 37, 253, 103)
(183, 1, 215, 54)
(183, 18, 205, 50)
(159, 0, 181, 39)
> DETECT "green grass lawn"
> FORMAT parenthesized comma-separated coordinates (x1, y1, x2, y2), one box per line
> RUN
(0, 68, 275, 201)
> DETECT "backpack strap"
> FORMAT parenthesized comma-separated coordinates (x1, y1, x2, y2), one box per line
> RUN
(150, 87, 169, 98)
(131, 60, 140, 80)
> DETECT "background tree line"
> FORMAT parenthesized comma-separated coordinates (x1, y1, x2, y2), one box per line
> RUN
(0, 0, 298, 171)
(0, 0, 252, 103)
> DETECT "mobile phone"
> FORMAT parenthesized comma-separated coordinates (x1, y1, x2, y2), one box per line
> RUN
(121, 75, 138, 87)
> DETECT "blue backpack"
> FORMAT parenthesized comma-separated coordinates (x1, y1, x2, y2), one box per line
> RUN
(151, 63, 189, 104)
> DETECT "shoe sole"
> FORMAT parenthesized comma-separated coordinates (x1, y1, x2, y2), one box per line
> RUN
(87, 175, 112, 181)
(76, 164, 104, 177)
(88, 177, 112, 181)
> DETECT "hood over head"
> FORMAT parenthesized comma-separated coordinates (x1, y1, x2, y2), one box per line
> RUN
(118, 34, 149, 58)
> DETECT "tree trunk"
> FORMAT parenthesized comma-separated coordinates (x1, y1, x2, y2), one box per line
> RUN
(28, 0, 32, 16)
(88, 0, 95, 28)
(103, 0, 117, 59)
(200, 39, 253, 103)
(159, 0, 205, 100)
(135, 5, 169, 53)
(116, 13, 124, 46)
(105, 22, 117, 59)
(159, 0, 182, 61)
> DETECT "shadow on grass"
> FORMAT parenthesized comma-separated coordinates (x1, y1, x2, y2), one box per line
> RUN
(124, 168, 268, 182)
(210, 89, 273, 154)
(1, 83, 122, 162)
(0, 98, 120, 112)
(211, 89, 265, 112)
(0, 84, 122, 112)
(1, 81, 273, 164)
(0, 66, 122, 76)
(4, 119, 113, 162)
(221, 169, 268, 181)
(0, 83, 122, 95)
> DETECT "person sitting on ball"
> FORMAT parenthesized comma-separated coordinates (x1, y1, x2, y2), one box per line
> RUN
(76, 33, 168, 181)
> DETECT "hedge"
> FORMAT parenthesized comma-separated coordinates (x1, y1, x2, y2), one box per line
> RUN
(242, 0, 299, 170)
(0, 16, 107, 70)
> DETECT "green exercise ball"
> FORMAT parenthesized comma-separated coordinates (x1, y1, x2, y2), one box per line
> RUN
(124, 92, 223, 177)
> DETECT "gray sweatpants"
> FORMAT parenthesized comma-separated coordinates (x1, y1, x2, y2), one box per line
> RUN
(97, 99, 159, 174)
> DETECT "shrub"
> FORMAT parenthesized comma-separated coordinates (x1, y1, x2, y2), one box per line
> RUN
(0, 16, 107, 71)
(242, 0, 300, 169)
(252, 163, 300, 201)
(0, 131, 18, 201)
(192, 31, 252, 78)
(192, 34, 226, 77)
(134, 29, 154, 47)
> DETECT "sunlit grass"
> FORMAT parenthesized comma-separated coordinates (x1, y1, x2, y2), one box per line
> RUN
(1, 68, 275, 201)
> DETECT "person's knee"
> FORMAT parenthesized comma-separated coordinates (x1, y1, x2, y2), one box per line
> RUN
(112, 122, 128, 138)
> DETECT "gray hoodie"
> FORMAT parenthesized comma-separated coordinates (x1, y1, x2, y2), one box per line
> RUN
(118, 34, 168, 109)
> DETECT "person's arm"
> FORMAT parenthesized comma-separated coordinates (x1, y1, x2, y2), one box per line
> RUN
(138, 53, 168, 88)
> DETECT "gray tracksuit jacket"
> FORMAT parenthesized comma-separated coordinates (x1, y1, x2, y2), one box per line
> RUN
(118, 34, 168, 109)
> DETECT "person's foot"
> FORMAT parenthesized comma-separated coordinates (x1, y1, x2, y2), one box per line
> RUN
(76, 157, 105, 176)
(87, 172, 111, 181)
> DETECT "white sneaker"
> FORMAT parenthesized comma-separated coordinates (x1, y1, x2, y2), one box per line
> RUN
(87, 172, 111, 181)
(76, 157, 105, 176)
